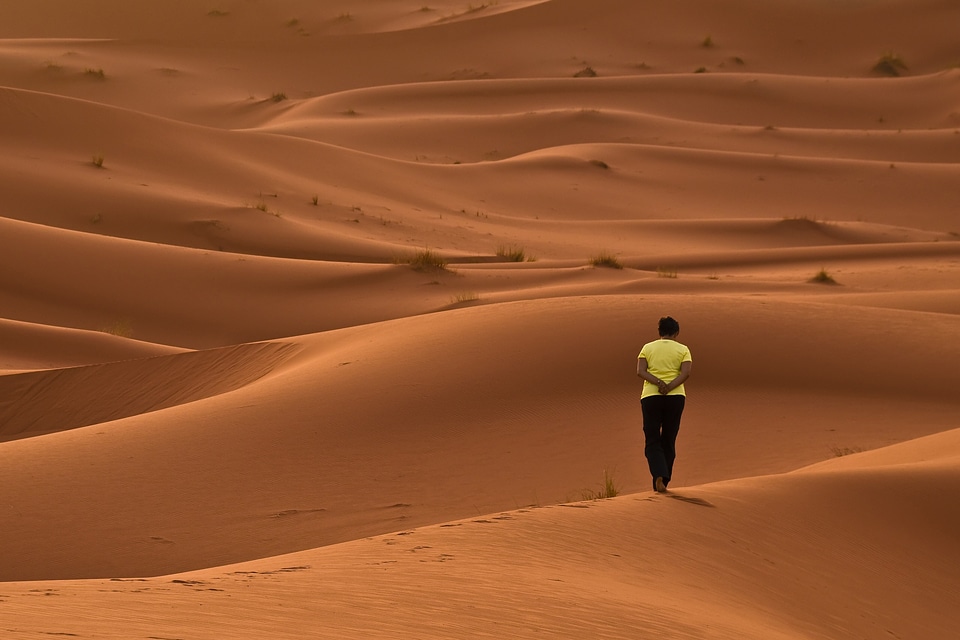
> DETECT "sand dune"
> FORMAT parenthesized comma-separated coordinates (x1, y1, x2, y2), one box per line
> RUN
(4, 428, 959, 639)
(0, 340, 298, 442)
(2, 0, 959, 637)
(2, 295, 958, 583)
(0, 316, 179, 373)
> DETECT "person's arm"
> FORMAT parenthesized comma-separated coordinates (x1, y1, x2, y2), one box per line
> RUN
(637, 357, 669, 394)
(662, 360, 692, 394)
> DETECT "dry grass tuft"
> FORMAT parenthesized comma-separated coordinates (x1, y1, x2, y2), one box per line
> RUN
(810, 268, 838, 285)
(873, 52, 908, 77)
(830, 445, 864, 457)
(590, 252, 623, 269)
(407, 248, 449, 272)
(496, 244, 528, 262)
(451, 291, 480, 304)
(582, 470, 620, 500)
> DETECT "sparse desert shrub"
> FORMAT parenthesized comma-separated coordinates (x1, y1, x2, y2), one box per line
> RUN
(84, 68, 106, 79)
(830, 445, 864, 457)
(694, 67, 707, 74)
(465, 3, 491, 14)
(574, 66, 598, 78)
(810, 268, 838, 285)
(91, 154, 105, 168)
(496, 244, 527, 262)
(873, 52, 907, 76)
(701, 35, 714, 48)
(656, 266, 678, 279)
(590, 252, 623, 269)
(582, 470, 620, 500)
(311, 195, 319, 206)
(271, 92, 287, 102)
(207, 9, 229, 17)
(451, 291, 479, 304)
(589, 159, 609, 169)
(408, 248, 448, 272)
(342, 108, 359, 116)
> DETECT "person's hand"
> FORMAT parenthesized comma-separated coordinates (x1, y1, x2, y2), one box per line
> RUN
(657, 380, 669, 394)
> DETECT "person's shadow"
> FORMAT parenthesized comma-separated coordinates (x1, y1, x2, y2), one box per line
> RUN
(665, 493, 715, 508)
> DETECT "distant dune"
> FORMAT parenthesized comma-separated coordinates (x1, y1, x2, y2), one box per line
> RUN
(1, 0, 958, 638)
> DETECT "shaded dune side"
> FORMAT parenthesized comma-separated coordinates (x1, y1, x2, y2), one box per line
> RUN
(824, 290, 960, 316)
(0, 216, 433, 350)
(621, 238, 960, 272)
(0, 317, 181, 373)
(798, 425, 960, 473)
(0, 341, 299, 441)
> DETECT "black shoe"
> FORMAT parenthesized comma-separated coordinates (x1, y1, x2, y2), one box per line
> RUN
(655, 477, 666, 493)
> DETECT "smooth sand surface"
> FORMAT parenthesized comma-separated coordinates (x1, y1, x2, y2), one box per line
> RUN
(2, 0, 959, 637)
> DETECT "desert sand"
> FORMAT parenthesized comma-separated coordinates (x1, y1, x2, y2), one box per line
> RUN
(1, 0, 959, 637)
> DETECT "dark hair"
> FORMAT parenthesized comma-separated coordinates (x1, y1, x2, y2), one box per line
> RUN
(658, 316, 680, 337)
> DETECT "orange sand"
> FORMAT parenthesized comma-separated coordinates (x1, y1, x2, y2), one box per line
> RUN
(1, 0, 958, 637)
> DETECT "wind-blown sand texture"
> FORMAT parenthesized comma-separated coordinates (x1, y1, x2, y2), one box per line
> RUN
(2, 0, 959, 637)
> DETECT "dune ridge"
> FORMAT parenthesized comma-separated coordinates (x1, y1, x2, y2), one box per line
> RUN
(2, 0, 959, 637)
(0, 340, 299, 442)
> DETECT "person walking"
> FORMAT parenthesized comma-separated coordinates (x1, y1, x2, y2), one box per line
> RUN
(636, 316, 692, 493)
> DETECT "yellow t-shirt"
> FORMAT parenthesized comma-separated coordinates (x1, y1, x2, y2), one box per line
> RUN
(638, 339, 692, 398)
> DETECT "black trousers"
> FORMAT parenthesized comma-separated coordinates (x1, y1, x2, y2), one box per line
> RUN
(641, 395, 686, 487)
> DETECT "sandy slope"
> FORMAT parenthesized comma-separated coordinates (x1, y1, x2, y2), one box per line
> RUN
(3, 428, 959, 639)
(1, 0, 959, 637)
